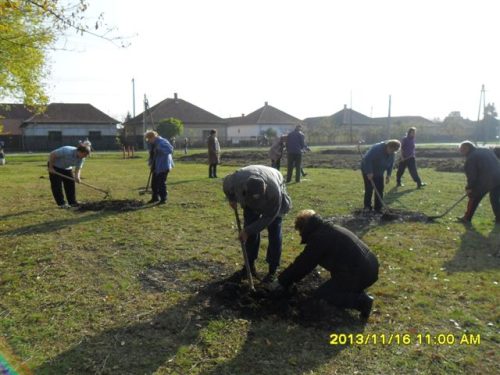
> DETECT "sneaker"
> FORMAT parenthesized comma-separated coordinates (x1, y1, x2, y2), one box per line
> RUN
(158, 200, 167, 205)
(359, 294, 374, 320)
(147, 198, 159, 204)
(417, 182, 427, 189)
(396, 182, 404, 187)
(69, 202, 80, 207)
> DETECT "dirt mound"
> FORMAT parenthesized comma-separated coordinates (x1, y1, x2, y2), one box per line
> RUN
(77, 199, 144, 211)
(206, 272, 360, 326)
(324, 209, 429, 233)
(139, 260, 361, 325)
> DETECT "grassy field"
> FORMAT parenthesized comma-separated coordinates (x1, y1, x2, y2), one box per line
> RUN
(0, 150, 499, 374)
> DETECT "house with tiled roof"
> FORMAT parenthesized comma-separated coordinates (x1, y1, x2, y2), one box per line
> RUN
(123, 93, 227, 147)
(226, 102, 302, 144)
(21, 103, 120, 151)
(0, 104, 35, 150)
(304, 105, 437, 143)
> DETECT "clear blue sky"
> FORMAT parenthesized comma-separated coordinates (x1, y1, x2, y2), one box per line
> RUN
(47, 0, 500, 122)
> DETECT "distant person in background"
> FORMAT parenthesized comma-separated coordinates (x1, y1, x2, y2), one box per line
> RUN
(145, 130, 174, 205)
(396, 127, 426, 188)
(269, 135, 287, 170)
(207, 129, 221, 178)
(183, 137, 189, 154)
(0, 140, 5, 165)
(286, 124, 306, 183)
(360, 140, 401, 212)
(170, 137, 176, 149)
(457, 140, 500, 223)
(47, 145, 90, 208)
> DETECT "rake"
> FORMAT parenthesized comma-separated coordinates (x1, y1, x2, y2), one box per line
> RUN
(49, 170, 111, 199)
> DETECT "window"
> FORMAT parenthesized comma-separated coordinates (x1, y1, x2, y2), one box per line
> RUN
(88, 131, 101, 140)
(48, 131, 62, 142)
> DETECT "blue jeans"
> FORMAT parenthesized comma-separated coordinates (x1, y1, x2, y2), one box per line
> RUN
(243, 208, 282, 272)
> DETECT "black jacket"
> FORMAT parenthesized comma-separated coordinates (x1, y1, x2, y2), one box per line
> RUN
(464, 147, 500, 196)
(279, 215, 378, 288)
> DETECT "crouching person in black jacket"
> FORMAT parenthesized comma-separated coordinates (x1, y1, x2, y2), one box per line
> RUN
(269, 209, 379, 320)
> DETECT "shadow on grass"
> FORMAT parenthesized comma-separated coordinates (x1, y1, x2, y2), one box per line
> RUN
(0, 205, 154, 237)
(0, 209, 44, 220)
(443, 225, 500, 273)
(35, 278, 366, 375)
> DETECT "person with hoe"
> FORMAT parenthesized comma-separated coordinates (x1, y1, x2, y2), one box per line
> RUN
(145, 130, 174, 205)
(396, 127, 426, 188)
(223, 165, 292, 283)
(457, 140, 500, 223)
(269, 135, 287, 170)
(361, 139, 400, 212)
(207, 129, 221, 178)
(267, 209, 378, 320)
(47, 144, 90, 208)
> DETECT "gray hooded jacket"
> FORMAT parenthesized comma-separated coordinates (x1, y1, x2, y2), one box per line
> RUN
(223, 165, 292, 235)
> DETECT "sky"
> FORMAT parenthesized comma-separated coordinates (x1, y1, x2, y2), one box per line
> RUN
(46, 0, 500, 122)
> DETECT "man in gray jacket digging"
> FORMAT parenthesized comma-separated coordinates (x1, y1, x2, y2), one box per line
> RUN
(223, 165, 292, 283)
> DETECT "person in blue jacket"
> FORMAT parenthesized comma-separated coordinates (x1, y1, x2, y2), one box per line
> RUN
(360, 140, 400, 212)
(145, 130, 174, 204)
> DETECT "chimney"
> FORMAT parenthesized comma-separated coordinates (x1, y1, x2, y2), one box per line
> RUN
(174, 93, 178, 99)
(241, 113, 245, 117)
(265, 101, 268, 106)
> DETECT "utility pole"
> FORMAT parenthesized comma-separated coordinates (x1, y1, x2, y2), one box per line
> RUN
(349, 90, 353, 144)
(142, 94, 149, 150)
(477, 84, 486, 144)
(132, 78, 136, 117)
(387, 95, 392, 139)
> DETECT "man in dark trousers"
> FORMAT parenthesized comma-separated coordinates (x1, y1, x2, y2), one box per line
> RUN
(457, 140, 500, 223)
(361, 139, 400, 212)
(145, 130, 174, 205)
(286, 124, 306, 183)
(396, 127, 426, 188)
(47, 145, 90, 207)
(223, 165, 292, 282)
(268, 209, 378, 320)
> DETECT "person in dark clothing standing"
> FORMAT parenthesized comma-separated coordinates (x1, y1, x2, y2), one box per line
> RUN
(286, 125, 306, 183)
(47, 145, 90, 207)
(396, 127, 426, 188)
(207, 129, 221, 178)
(457, 140, 500, 223)
(145, 130, 174, 205)
(361, 140, 400, 212)
(268, 210, 378, 320)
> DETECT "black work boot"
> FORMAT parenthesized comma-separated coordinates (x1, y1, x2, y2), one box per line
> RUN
(358, 293, 374, 320)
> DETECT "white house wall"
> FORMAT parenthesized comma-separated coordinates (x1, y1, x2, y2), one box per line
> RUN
(24, 124, 117, 136)
(227, 124, 295, 138)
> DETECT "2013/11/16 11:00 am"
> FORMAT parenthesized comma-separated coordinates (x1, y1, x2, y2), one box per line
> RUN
(329, 333, 481, 346)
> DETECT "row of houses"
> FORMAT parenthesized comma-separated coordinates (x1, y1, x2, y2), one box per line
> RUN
(0, 93, 435, 151)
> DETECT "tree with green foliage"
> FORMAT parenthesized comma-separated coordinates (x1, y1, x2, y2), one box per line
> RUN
(157, 117, 184, 140)
(0, 0, 126, 108)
